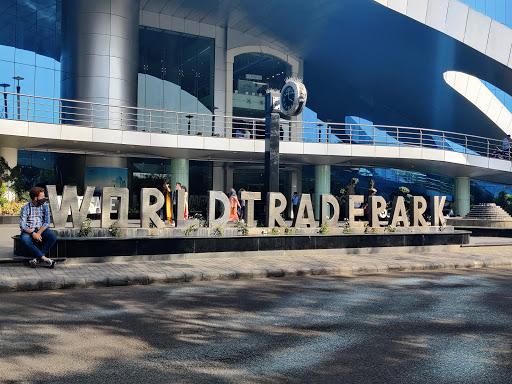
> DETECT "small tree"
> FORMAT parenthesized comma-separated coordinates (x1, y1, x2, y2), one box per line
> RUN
(0, 157, 10, 186)
(0, 157, 27, 200)
(0, 184, 8, 206)
(495, 189, 512, 216)
(388, 186, 412, 209)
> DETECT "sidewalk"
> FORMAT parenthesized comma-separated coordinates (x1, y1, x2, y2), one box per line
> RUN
(2, 243, 512, 292)
(1, 224, 512, 293)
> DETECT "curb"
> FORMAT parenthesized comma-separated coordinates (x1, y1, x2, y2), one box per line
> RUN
(0, 259, 511, 293)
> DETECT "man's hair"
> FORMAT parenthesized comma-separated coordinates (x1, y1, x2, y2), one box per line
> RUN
(29, 187, 45, 200)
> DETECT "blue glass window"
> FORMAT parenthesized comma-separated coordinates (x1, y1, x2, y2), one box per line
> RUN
(138, 26, 215, 113)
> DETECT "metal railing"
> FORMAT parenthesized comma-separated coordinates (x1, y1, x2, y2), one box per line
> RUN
(0, 91, 507, 159)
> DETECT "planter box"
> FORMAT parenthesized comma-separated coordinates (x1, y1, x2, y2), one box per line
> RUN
(12, 231, 470, 261)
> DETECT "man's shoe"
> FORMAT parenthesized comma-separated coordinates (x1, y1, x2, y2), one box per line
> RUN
(29, 258, 38, 268)
(45, 259, 57, 268)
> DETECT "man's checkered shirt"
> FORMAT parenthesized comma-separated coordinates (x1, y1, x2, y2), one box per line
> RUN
(20, 201, 50, 231)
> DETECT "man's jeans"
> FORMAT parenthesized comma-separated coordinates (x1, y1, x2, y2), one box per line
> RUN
(20, 230, 57, 259)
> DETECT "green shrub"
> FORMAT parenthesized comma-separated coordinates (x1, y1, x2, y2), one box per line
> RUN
(0, 200, 26, 215)
(213, 225, 224, 237)
(0, 184, 8, 206)
(234, 221, 249, 236)
(495, 189, 512, 216)
(269, 227, 280, 235)
(108, 222, 122, 237)
(319, 223, 329, 234)
(184, 223, 199, 237)
(191, 213, 206, 227)
(79, 219, 92, 237)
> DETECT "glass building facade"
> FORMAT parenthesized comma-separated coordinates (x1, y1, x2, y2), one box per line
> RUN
(1, 0, 512, 216)
(138, 27, 215, 114)
(0, 0, 61, 122)
(232, 53, 291, 118)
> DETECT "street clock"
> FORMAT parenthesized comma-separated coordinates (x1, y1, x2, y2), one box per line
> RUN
(280, 80, 307, 116)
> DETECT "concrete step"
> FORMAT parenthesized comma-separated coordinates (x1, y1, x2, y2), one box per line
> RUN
(463, 203, 512, 221)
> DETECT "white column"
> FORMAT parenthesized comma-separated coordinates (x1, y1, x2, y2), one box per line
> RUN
(225, 163, 234, 192)
(288, 169, 302, 218)
(455, 177, 470, 217)
(0, 147, 17, 168)
(212, 162, 225, 192)
(315, 165, 331, 220)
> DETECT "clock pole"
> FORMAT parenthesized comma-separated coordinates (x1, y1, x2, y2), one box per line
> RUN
(263, 80, 307, 223)
(264, 91, 281, 199)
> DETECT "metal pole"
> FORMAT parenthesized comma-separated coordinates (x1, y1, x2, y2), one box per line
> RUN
(16, 85, 21, 120)
(13, 76, 23, 120)
(16, 86, 20, 120)
(0, 84, 9, 118)
(186, 115, 193, 135)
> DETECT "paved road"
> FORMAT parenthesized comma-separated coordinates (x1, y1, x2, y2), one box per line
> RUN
(1, 269, 511, 383)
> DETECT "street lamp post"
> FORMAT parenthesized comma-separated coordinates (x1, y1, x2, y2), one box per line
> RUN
(186, 115, 193, 135)
(0, 83, 10, 119)
(324, 120, 333, 144)
(317, 123, 323, 143)
(211, 106, 218, 136)
(13, 76, 24, 120)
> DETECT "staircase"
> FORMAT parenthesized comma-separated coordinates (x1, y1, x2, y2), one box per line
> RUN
(447, 203, 512, 229)
(463, 203, 512, 221)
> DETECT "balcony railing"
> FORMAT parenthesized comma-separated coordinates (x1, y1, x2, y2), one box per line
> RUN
(0, 91, 507, 159)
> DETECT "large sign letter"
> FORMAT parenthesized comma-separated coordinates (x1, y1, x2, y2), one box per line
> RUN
(348, 195, 364, 227)
(140, 188, 165, 229)
(267, 192, 287, 227)
(368, 195, 387, 228)
(410, 196, 428, 227)
(320, 194, 340, 227)
(430, 195, 446, 226)
(294, 194, 315, 228)
(390, 196, 409, 227)
(47, 185, 95, 229)
(240, 191, 261, 228)
(174, 188, 186, 228)
(208, 191, 230, 228)
(101, 187, 129, 228)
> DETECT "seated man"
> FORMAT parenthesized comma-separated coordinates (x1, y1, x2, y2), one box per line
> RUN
(19, 186, 57, 268)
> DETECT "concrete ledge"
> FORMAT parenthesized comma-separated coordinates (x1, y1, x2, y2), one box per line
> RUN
(12, 232, 470, 261)
(455, 227, 512, 237)
(449, 219, 512, 228)
(0, 216, 20, 225)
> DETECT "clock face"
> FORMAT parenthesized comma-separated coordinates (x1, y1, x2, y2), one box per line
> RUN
(279, 80, 307, 116)
(281, 85, 295, 112)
